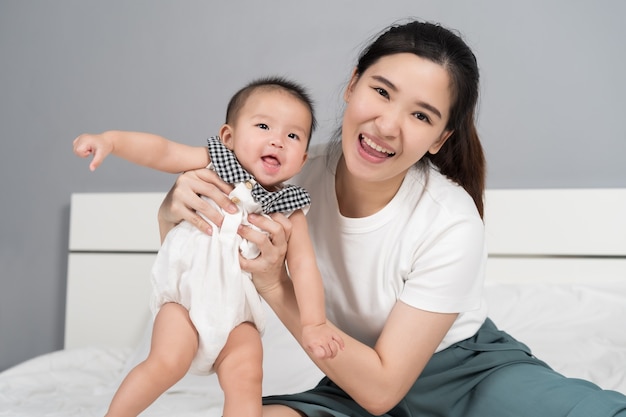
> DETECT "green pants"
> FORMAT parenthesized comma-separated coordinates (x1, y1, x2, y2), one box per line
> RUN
(264, 318, 626, 416)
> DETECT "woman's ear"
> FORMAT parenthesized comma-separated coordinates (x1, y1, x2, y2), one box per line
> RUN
(428, 130, 454, 155)
(219, 124, 234, 150)
(344, 68, 359, 102)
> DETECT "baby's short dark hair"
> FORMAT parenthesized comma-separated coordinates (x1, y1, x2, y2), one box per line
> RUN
(225, 76, 317, 146)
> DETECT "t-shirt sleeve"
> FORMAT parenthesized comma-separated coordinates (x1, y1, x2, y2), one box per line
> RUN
(399, 215, 486, 313)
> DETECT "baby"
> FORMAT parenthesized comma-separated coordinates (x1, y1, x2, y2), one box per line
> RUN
(73, 76, 343, 417)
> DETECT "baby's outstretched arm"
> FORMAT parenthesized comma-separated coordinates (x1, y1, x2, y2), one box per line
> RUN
(73, 130, 209, 173)
(286, 210, 345, 359)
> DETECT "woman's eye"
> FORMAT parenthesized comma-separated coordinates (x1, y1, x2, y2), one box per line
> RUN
(374, 87, 389, 99)
(257, 123, 269, 130)
(413, 112, 431, 124)
(287, 133, 299, 140)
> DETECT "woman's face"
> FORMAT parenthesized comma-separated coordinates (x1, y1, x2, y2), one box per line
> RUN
(341, 53, 454, 186)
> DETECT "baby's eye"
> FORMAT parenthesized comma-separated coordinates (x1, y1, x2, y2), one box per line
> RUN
(257, 123, 269, 130)
(287, 133, 300, 140)
(374, 87, 389, 99)
(413, 112, 431, 124)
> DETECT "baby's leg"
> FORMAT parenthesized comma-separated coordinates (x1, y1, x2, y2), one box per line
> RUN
(214, 322, 263, 417)
(105, 302, 199, 417)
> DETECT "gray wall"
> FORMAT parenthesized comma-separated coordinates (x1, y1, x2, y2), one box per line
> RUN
(1, 0, 624, 371)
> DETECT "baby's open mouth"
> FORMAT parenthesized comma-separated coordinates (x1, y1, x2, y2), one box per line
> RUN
(262, 155, 280, 166)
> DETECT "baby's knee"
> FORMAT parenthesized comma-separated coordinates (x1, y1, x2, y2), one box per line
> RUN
(222, 345, 262, 376)
(219, 356, 263, 394)
(216, 344, 263, 389)
(145, 351, 191, 380)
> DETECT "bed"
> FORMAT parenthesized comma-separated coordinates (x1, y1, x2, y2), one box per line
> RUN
(1, 189, 625, 416)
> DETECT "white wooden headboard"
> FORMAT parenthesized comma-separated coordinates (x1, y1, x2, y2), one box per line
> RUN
(483, 189, 626, 284)
(64, 189, 626, 349)
(65, 192, 165, 349)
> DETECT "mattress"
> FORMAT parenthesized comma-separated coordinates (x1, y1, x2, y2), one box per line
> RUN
(2, 281, 625, 416)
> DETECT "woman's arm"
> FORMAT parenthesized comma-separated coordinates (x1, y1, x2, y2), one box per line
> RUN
(73, 130, 209, 173)
(264, 276, 456, 414)
(239, 214, 457, 415)
(157, 168, 238, 241)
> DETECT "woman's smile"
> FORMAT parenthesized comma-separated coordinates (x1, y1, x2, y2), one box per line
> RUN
(360, 134, 396, 157)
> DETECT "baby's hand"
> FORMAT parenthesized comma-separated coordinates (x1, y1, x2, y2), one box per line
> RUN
(302, 323, 345, 360)
(73, 133, 113, 171)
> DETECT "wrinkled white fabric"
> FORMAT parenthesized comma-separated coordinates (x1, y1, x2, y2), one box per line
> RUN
(150, 182, 266, 374)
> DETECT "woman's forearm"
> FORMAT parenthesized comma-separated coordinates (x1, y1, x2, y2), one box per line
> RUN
(260, 277, 405, 414)
(261, 276, 457, 415)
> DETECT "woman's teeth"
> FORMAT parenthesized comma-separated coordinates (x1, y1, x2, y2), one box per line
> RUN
(362, 136, 395, 156)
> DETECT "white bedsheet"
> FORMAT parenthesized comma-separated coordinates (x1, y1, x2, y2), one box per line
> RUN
(485, 282, 626, 392)
(0, 347, 128, 417)
(1, 282, 625, 416)
(0, 346, 240, 417)
(0, 298, 323, 417)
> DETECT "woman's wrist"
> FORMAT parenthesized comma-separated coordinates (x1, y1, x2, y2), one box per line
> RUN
(157, 212, 175, 242)
(157, 190, 181, 242)
(254, 266, 291, 299)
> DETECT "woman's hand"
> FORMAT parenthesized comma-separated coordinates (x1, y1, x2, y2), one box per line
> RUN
(239, 212, 292, 294)
(158, 168, 237, 241)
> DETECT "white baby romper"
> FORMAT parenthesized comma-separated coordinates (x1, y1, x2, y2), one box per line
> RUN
(150, 136, 310, 374)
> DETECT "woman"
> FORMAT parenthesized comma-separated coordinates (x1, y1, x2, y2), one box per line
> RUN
(158, 20, 626, 417)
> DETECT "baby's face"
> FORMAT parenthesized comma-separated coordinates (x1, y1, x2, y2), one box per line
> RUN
(222, 89, 311, 189)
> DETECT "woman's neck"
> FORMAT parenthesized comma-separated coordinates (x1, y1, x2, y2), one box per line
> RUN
(334, 156, 405, 218)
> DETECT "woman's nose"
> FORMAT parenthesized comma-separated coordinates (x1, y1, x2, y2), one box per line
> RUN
(375, 108, 401, 138)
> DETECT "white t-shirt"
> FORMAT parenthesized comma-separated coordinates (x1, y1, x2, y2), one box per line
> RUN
(291, 145, 488, 352)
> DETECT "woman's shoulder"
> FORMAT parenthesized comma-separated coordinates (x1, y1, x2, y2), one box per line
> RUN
(406, 163, 481, 221)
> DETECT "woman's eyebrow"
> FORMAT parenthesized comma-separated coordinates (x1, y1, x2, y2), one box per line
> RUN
(372, 74, 443, 120)
(372, 75, 398, 92)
